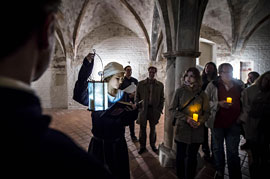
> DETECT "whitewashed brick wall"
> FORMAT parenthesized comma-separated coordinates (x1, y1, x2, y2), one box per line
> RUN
(241, 20, 270, 74)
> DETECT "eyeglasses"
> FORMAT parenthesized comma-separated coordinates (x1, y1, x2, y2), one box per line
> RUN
(221, 71, 232, 74)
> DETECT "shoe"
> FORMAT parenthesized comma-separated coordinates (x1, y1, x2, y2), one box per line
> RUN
(131, 136, 138, 142)
(240, 142, 250, 150)
(151, 146, 158, 152)
(138, 147, 146, 154)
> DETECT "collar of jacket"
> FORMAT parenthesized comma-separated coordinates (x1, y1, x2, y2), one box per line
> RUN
(183, 84, 201, 93)
(142, 78, 158, 84)
(213, 77, 243, 91)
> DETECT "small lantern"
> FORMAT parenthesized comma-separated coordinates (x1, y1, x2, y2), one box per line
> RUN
(88, 81, 108, 111)
(193, 113, 198, 122)
(226, 97, 232, 104)
(87, 49, 108, 111)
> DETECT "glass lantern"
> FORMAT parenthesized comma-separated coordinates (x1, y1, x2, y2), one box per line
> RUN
(88, 81, 108, 111)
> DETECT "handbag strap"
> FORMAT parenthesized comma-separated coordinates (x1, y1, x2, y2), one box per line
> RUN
(172, 89, 203, 126)
(178, 89, 203, 112)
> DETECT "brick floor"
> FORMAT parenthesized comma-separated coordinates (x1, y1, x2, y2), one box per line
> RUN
(45, 109, 250, 179)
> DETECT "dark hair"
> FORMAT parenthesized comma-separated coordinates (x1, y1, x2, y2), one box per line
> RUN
(182, 67, 202, 87)
(124, 65, 131, 71)
(148, 66, 157, 72)
(255, 71, 270, 91)
(218, 63, 233, 74)
(0, 0, 61, 59)
(248, 71, 260, 80)
(202, 62, 217, 82)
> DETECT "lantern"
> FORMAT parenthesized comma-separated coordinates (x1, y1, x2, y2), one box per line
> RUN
(88, 81, 108, 111)
(87, 49, 108, 111)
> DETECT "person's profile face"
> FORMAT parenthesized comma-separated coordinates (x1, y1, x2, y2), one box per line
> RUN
(247, 73, 255, 84)
(125, 67, 132, 77)
(148, 68, 156, 79)
(220, 66, 233, 82)
(109, 72, 124, 89)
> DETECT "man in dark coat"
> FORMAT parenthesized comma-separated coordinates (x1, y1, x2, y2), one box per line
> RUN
(135, 66, 164, 154)
(0, 1, 112, 178)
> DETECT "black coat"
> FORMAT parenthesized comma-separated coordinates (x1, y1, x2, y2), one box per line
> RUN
(249, 91, 270, 143)
(0, 87, 113, 178)
(73, 58, 138, 179)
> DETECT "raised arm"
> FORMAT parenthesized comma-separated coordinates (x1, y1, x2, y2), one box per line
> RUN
(73, 53, 95, 106)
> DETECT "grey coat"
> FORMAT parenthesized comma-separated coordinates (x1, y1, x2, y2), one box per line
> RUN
(170, 86, 210, 144)
(204, 78, 244, 129)
(135, 78, 164, 126)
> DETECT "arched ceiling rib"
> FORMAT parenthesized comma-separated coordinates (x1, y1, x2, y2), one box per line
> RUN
(228, 0, 270, 52)
(55, 0, 270, 60)
(57, 0, 154, 58)
(202, 0, 232, 47)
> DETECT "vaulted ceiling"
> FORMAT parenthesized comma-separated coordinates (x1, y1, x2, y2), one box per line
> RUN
(55, 0, 154, 58)
(55, 0, 270, 59)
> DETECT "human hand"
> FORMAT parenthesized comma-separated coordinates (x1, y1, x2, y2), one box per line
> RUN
(86, 53, 95, 63)
(218, 101, 232, 109)
(187, 117, 199, 128)
(136, 100, 143, 109)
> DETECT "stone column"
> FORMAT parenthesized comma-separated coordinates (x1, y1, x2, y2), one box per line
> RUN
(159, 0, 208, 167)
(159, 54, 176, 167)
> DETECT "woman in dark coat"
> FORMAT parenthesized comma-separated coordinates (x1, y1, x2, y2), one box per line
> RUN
(248, 71, 270, 179)
(73, 53, 138, 179)
(170, 67, 210, 179)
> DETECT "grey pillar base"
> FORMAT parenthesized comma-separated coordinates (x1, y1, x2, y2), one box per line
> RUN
(158, 143, 176, 168)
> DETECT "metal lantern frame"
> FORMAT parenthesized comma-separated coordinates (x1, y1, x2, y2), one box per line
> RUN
(87, 50, 108, 111)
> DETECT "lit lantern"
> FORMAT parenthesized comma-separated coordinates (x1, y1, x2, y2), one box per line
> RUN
(88, 81, 108, 111)
(226, 97, 232, 104)
(193, 113, 198, 122)
(87, 49, 109, 111)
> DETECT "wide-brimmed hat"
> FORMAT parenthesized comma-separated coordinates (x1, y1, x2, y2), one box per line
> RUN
(103, 62, 125, 79)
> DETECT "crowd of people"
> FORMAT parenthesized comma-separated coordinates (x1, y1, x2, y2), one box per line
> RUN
(1, 0, 269, 179)
(72, 52, 270, 179)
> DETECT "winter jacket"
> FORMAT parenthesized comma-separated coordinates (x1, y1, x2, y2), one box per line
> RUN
(0, 86, 112, 178)
(170, 85, 210, 144)
(135, 78, 164, 125)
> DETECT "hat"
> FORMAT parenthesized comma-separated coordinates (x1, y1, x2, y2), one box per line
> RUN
(103, 62, 125, 79)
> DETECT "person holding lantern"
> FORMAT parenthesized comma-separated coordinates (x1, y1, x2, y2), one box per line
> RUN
(73, 53, 138, 179)
(170, 67, 210, 179)
(205, 63, 244, 179)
